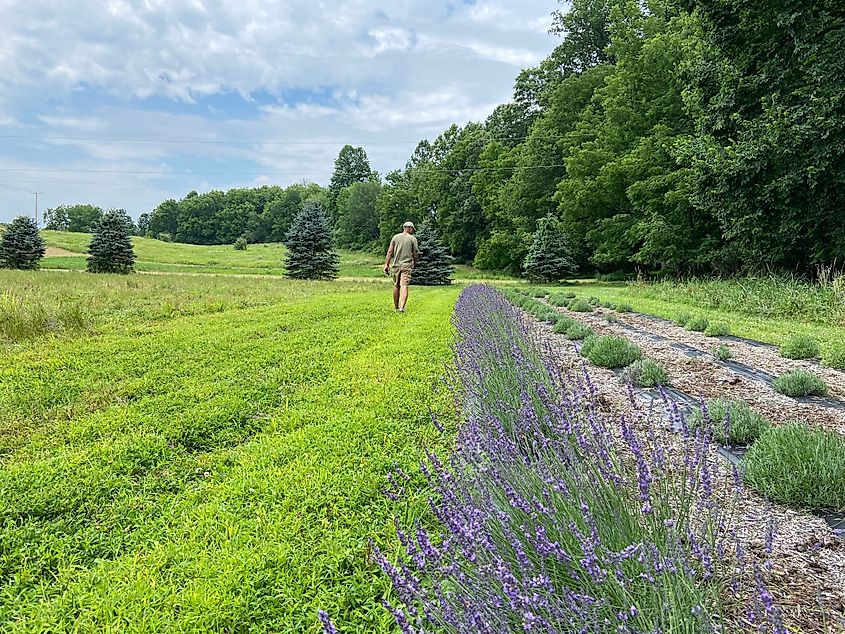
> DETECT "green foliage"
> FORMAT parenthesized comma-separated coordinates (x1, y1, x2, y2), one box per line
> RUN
(687, 1, 845, 273)
(0, 216, 45, 270)
(553, 315, 577, 334)
(620, 359, 668, 388)
(284, 201, 339, 280)
(233, 237, 248, 251)
(703, 321, 731, 337)
(614, 303, 632, 313)
(411, 224, 455, 286)
(779, 334, 820, 360)
(743, 423, 845, 511)
(565, 322, 594, 341)
(689, 399, 771, 446)
(0, 274, 457, 631)
(822, 344, 845, 370)
(580, 335, 642, 368)
(522, 216, 577, 282)
(567, 298, 593, 312)
(548, 293, 572, 307)
(335, 181, 382, 249)
(772, 370, 828, 398)
(87, 210, 136, 274)
(673, 313, 692, 327)
(684, 317, 709, 332)
(145, 184, 328, 245)
(327, 145, 378, 222)
(43, 204, 104, 232)
(604, 313, 618, 323)
(713, 345, 732, 361)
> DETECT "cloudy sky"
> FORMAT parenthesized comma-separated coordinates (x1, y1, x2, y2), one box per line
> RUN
(0, 0, 560, 223)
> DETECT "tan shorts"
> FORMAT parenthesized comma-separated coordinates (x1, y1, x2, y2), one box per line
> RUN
(392, 265, 412, 288)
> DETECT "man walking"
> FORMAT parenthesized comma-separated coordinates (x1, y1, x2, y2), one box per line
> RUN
(383, 221, 419, 312)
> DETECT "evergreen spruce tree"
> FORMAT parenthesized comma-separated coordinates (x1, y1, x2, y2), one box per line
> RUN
(0, 216, 46, 270)
(523, 216, 576, 282)
(87, 209, 136, 274)
(284, 200, 339, 280)
(411, 224, 455, 286)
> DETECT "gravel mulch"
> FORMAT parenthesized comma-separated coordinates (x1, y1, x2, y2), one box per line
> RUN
(524, 314, 845, 633)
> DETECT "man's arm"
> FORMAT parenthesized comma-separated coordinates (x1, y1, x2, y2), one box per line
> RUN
(411, 238, 419, 265)
(383, 243, 394, 275)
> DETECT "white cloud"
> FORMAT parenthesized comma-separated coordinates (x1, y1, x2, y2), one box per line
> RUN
(0, 0, 558, 221)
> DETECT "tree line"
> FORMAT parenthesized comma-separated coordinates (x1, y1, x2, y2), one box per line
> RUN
(44, 0, 844, 278)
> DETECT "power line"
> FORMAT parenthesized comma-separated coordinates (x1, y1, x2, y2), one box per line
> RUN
(0, 133, 554, 146)
(0, 164, 566, 176)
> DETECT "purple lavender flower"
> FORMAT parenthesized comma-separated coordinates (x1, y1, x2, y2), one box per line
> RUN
(317, 610, 337, 634)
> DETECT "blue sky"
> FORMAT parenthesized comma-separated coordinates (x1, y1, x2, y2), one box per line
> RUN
(0, 0, 559, 222)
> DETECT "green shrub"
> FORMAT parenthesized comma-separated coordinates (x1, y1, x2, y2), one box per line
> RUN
(563, 292, 576, 299)
(541, 311, 559, 324)
(713, 345, 732, 361)
(615, 303, 633, 313)
(822, 344, 845, 370)
(620, 359, 668, 388)
(604, 313, 618, 323)
(689, 398, 771, 445)
(743, 422, 845, 511)
(553, 315, 577, 333)
(565, 323, 594, 341)
(779, 334, 820, 360)
(529, 288, 548, 298)
(684, 317, 709, 332)
(548, 293, 571, 307)
(703, 321, 731, 337)
(673, 313, 692, 327)
(567, 298, 593, 313)
(581, 335, 642, 368)
(772, 370, 828, 397)
(233, 237, 248, 251)
(600, 300, 616, 309)
(588, 296, 601, 306)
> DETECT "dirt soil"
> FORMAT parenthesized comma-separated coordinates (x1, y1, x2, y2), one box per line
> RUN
(524, 309, 845, 633)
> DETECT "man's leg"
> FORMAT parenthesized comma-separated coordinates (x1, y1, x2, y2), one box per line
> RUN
(398, 268, 411, 311)
(393, 285, 400, 309)
(399, 283, 409, 311)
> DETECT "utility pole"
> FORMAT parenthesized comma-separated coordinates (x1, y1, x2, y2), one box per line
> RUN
(30, 192, 43, 227)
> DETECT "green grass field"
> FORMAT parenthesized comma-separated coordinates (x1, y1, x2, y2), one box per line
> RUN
(1, 270, 459, 632)
(40, 231, 515, 281)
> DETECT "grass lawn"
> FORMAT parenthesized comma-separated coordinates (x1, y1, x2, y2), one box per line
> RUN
(40, 231, 518, 282)
(0, 270, 459, 632)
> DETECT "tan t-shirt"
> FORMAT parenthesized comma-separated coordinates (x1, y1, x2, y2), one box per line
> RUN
(390, 233, 419, 269)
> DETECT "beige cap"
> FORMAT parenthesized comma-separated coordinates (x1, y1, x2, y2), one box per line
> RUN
(403, 221, 415, 229)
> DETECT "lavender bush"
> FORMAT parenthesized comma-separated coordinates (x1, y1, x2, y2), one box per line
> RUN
(332, 286, 784, 634)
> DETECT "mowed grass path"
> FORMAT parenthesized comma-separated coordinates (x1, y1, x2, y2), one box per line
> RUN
(0, 272, 458, 632)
